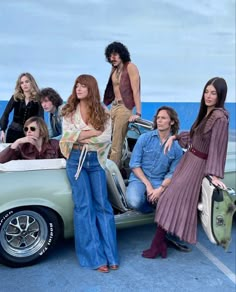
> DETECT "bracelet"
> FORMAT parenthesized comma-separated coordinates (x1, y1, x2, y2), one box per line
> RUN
(135, 112, 141, 117)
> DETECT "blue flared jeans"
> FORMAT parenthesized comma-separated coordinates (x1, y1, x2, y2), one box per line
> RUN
(66, 149, 119, 269)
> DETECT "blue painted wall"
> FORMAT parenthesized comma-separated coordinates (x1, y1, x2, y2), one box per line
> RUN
(141, 102, 236, 131)
(0, 101, 235, 131)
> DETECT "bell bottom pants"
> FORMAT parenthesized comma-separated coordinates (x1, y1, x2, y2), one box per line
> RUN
(66, 149, 119, 269)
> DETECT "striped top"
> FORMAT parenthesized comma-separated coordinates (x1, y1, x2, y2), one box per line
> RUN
(155, 108, 229, 244)
(176, 108, 229, 178)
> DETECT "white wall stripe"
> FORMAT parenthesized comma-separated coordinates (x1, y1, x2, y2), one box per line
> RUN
(196, 242, 236, 284)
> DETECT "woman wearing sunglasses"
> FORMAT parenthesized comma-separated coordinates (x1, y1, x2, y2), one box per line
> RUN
(0, 116, 63, 163)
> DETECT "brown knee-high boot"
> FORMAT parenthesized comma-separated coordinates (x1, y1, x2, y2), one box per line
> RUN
(142, 225, 167, 259)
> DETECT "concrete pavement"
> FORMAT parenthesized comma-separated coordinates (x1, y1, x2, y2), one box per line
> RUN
(0, 221, 235, 292)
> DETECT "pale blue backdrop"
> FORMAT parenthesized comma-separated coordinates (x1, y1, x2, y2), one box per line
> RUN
(0, 0, 235, 129)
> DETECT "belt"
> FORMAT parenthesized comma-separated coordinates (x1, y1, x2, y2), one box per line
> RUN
(9, 122, 23, 131)
(72, 144, 85, 151)
(189, 145, 208, 160)
(112, 99, 123, 106)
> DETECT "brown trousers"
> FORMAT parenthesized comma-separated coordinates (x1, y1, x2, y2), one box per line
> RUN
(109, 103, 132, 168)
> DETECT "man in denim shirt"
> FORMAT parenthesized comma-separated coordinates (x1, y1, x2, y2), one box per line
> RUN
(126, 106, 183, 213)
(126, 106, 190, 252)
(40, 88, 63, 140)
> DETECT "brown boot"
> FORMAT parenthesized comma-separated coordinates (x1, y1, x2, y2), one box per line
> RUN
(142, 226, 167, 259)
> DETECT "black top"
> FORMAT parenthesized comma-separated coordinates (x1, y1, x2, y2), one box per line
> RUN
(0, 95, 44, 131)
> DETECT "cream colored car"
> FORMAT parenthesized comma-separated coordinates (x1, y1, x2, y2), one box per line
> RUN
(0, 120, 235, 267)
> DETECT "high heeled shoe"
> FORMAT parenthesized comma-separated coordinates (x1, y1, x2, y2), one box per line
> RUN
(142, 225, 167, 259)
(142, 242, 167, 258)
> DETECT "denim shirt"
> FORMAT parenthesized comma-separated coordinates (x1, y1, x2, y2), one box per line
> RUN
(129, 130, 183, 188)
(48, 106, 63, 140)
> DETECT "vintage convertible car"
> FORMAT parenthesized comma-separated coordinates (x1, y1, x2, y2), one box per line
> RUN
(0, 119, 235, 267)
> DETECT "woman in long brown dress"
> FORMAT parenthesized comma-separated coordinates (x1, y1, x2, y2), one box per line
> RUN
(142, 77, 229, 259)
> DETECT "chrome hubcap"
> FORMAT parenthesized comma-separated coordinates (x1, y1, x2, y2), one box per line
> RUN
(0, 210, 48, 258)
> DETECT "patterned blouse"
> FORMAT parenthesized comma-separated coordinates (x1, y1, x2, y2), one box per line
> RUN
(59, 104, 111, 169)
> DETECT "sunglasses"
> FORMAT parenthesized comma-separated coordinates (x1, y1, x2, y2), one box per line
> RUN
(24, 126, 37, 132)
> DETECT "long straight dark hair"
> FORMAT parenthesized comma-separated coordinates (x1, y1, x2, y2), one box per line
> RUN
(190, 77, 227, 137)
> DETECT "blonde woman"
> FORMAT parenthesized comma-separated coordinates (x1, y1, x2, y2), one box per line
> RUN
(0, 73, 44, 143)
(60, 74, 119, 273)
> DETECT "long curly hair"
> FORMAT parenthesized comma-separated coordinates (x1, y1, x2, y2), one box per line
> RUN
(61, 74, 110, 131)
(13, 73, 40, 102)
(153, 106, 180, 135)
(190, 77, 227, 137)
(105, 42, 131, 63)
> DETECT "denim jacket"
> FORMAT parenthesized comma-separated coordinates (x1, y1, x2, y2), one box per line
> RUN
(129, 130, 183, 188)
(48, 105, 63, 140)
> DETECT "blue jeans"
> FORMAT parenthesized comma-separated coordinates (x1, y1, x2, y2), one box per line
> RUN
(126, 179, 189, 247)
(126, 180, 154, 213)
(66, 149, 119, 269)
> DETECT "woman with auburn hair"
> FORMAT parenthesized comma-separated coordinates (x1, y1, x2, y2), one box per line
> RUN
(0, 73, 44, 143)
(60, 74, 119, 273)
(0, 116, 63, 163)
(142, 77, 229, 259)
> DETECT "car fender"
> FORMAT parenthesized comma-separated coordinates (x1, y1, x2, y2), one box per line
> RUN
(0, 162, 74, 239)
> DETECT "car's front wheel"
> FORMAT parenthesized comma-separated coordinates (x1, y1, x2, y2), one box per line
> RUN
(0, 207, 60, 267)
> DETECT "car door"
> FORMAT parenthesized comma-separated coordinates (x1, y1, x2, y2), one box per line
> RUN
(198, 176, 236, 249)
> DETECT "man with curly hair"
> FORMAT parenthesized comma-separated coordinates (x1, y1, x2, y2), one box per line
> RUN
(104, 41, 141, 169)
(40, 87, 64, 140)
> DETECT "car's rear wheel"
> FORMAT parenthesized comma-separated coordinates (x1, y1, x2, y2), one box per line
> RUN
(0, 207, 60, 267)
